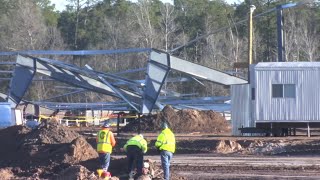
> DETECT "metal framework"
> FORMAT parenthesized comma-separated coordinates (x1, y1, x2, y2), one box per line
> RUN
(3, 48, 247, 114)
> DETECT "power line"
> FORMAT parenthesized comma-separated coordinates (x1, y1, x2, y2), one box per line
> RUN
(169, 0, 313, 54)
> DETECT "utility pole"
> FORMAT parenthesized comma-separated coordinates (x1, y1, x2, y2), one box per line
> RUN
(277, 5, 286, 62)
(248, 5, 256, 82)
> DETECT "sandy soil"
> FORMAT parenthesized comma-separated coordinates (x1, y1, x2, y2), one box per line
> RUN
(145, 155, 320, 179)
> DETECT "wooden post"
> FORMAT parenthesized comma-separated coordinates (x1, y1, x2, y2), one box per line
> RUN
(117, 113, 120, 136)
(138, 113, 141, 134)
(307, 122, 310, 137)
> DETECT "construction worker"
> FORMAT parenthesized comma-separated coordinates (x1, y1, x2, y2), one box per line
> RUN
(96, 122, 116, 176)
(123, 134, 148, 179)
(155, 122, 175, 180)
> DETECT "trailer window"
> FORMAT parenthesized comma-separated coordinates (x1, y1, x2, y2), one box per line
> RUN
(272, 84, 283, 97)
(284, 84, 295, 98)
(272, 84, 295, 98)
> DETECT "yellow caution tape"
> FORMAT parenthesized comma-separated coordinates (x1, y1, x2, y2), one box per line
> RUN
(38, 114, 138, 122)
(38, 115, 108, 122)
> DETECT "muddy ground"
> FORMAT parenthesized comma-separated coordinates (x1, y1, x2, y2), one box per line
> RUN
(1, 106, 320, 179)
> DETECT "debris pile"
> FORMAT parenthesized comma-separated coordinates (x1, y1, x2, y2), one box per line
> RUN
(216, 140, 243, 153)
(243, 140, 289, 155)
(54, 165, 97, 180)
(123, 105, 230, 133)
(214, 140, 295, 155)
(108, 157, 186, 180)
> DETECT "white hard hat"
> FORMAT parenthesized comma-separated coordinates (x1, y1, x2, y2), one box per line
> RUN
(139, 134, 144, 139)
(144, 162, 150, 168)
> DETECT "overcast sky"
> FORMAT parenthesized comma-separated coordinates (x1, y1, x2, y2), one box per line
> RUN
(50, 0, 240, 11)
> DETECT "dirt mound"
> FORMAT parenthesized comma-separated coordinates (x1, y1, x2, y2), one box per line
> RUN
(123, 105, 230, 133)
(54, 165, 97, 180)
(22, 119, 80, 144)
(63, 137, 98, 164)
(0, 125, 31, 155)
(0, 120, 99, 179)
(14, 120, 96, 166)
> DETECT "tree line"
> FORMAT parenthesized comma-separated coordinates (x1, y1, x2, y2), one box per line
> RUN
(0, 0, 319, 103)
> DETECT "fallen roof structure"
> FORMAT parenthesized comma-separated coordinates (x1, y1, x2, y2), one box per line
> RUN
(1, 48, 247, 114)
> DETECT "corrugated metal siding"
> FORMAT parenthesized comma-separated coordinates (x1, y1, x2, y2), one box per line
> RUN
(255, 62, 320, 69)
(256, 64, 320, 122)
(231, 84, 254, 135)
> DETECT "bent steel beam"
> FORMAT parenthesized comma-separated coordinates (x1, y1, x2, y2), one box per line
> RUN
(169, 55, 248, 85)
(85, 65, 140, 112)
(142, 50, 247, 114)
(8, 57, 36, 107)
(41, 58, 144, 88)
(19, 55, 119, 96)
(37, 57, 142, 104)
(0, 93, 7, 101)
(14, 55, 141, 108)
(142, 50, 171, 114)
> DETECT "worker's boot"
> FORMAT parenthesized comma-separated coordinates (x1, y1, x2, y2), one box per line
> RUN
(128, 170, 135, 180)
(102, 171, 111, 180)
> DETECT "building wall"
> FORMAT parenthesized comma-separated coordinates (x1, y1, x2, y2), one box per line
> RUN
(231, 84, 253, 135)
(255, 67, 320, 122)
(249, 64, 256, 123)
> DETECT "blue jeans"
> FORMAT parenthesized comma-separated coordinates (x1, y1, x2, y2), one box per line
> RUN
(99, 153, 110, 171)
(160, 150, 173, 180)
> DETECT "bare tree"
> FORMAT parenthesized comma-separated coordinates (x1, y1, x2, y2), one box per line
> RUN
(0, 1, 66, 100)
(160, 3, 177, 51)
(298, 19, 319, 61)
(284, 10, 300, 62)
(132, 0, 159, 48)
(226, 14, 246, 65)
(0, 1, 47, 50)
(284, 9, 319, 62)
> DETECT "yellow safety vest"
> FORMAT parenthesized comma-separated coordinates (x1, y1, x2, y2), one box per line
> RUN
(155, 128, 175, 153)
(97, 129, 112, 153)
(124, 135, 148, 153)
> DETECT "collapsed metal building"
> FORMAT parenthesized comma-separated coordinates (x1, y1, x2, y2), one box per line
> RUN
(0, 48, 247, 120)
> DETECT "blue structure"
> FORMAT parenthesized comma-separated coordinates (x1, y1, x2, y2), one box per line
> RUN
(0, 103, 12, 128)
